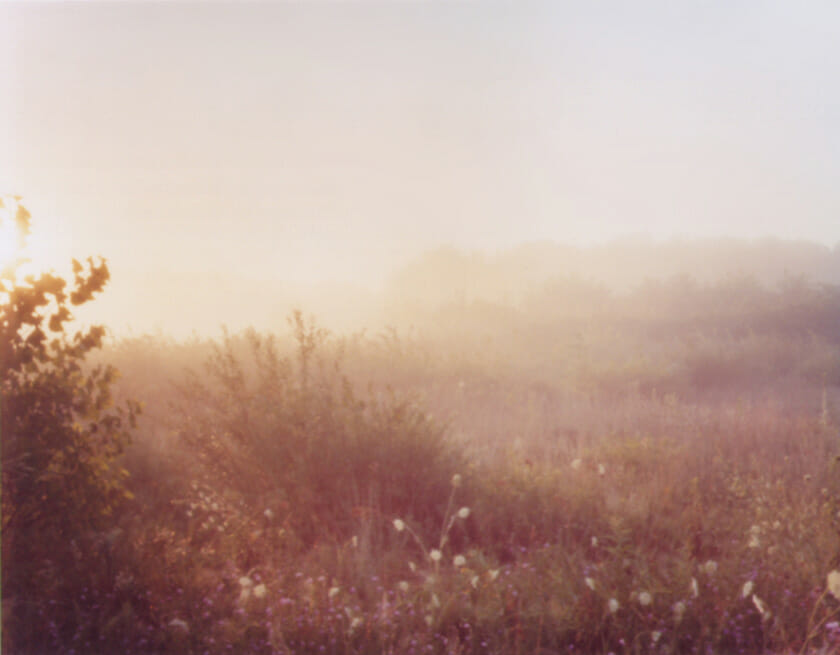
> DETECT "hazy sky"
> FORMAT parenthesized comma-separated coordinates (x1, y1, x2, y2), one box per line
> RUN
(2, 1, 839, 289)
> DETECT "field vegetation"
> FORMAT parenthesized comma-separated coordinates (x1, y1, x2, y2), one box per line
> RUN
(4, 201, 840, 654)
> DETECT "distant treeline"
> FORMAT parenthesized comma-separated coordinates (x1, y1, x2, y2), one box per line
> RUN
(386, 239, 840, 343)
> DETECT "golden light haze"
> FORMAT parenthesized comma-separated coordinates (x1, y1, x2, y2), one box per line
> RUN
(2, 2, 840, 336)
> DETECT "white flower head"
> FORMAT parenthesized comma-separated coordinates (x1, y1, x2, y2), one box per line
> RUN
(571, 458, 583, 471)
(591, 536, 598, 547)
(453, 554, 466, 567)
(393, 518, 406, 532)
(398, 581, 410, 592)
(827, 570, 840, 600)
(471, 575, 480, 589)
(253, 583, 267, 599)
(488, 569, 500, 582)
(742, 580, 754, 598)
(673, 601, 686, 623)
(748, 534, 761, 549)
(451, 473, 462, 488)
(408, 561, 417, 572)
(264, 508, 274, 520)
(429, 549, 442, 562)
(652, 630, 662, 644)
(328, 586, 340, 599)
(585, 577, 596, 591)
(703, 560, 718, 575)
(168, 618, 189, 633)
(598, 463, 606, 476)
(608, 598, 620, 614)
(350, 617, 363, 632)
(457, 507, 470, 519)
(690, 577, 699, 598)
(752, 594, 771, 621)
(239, 576, 254, 588)
(638, 591, 652, 607)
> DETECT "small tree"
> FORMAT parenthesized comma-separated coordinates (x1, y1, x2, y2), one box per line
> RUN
(1, 196, 139, 650)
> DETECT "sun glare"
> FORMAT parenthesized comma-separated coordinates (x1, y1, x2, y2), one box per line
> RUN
(0, 198, 71, 282)
(0, 207, 21, 274)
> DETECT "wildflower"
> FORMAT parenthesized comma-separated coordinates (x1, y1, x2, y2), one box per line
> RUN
(749, 524, 761, 536)
(488, 569, 500, 582)
(429, 549, 442, 562)
(328, 586, 340, 599)
(457, 507, 470, 519)
(351, 535, 358, 548)
(804, 474, 812, 482)
(393, 518, 406, 532)
(471, 575, 480, 589)
(350, 617, 363, 632)
(425, 615, 434, 627)
(652, 631, 662, 644)
(742, 580, 754, 598)
(591, 536, 598, 547)
(453, 554, 466, 567)
(451, 473, 462, 488)
(431, 593, 441, 608)
(690, 577, 699, 598)
(608, 598, 620, 614)
(253, 584, 267, 599)
(409, 561, 417, 572)
(752, 594, 771, 620)
(748, 534, 761, 549)
(398, 581, 410, 592)
(571, 458, 582, 471)
(168, 618, 189, 632)
(264, 508, 274, 520)
(703, 560, 718, 575)
(598, 463, 606, 476)
(673, 601, 686, 623)
(585, 577, 596, 591)
(638, 591, 652, 607)
(239, 576, 254, 588)
(772, 520, 781, 530)
(827, 570, 840, 600)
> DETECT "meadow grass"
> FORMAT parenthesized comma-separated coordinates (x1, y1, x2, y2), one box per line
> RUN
(4, 316, 840, 654)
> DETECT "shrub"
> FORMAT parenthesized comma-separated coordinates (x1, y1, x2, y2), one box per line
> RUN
(1, 196, 140, 652)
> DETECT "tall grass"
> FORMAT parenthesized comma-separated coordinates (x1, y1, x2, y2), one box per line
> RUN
(5, 308, 840, 654)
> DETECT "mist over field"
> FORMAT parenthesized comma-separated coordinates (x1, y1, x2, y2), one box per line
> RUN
(4, 2, 840, 654)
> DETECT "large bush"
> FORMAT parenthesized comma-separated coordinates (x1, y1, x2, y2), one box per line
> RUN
(176, 312, 464, 549)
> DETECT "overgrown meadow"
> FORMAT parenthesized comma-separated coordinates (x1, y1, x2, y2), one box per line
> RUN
(5, 277, 840, 654)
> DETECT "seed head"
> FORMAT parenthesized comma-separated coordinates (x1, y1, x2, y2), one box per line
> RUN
(827, 570, 840, 600)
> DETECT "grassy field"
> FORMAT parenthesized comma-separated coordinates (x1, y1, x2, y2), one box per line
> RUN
(5, 298, 840, 654)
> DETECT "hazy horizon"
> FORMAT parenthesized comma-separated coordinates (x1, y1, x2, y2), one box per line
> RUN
(3, 2, 840, 335)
